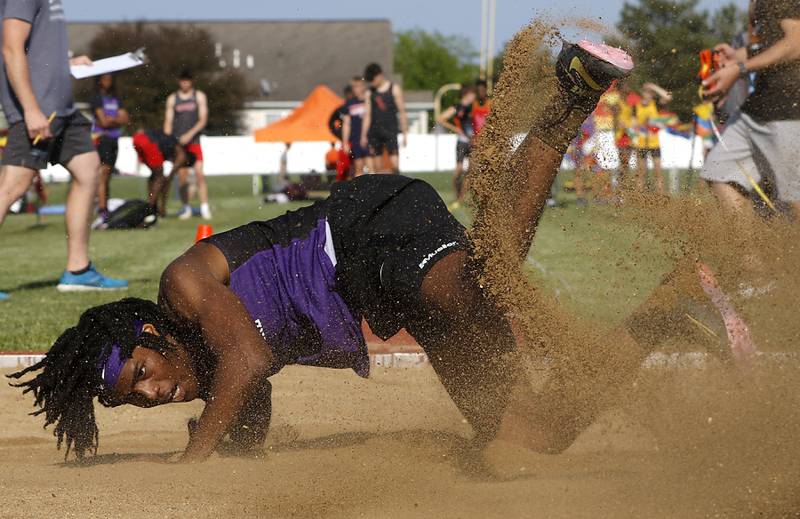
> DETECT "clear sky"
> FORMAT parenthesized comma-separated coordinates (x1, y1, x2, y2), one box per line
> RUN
(66, 0, 747, 50)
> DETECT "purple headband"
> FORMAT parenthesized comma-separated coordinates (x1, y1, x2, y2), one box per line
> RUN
(98, 320, 144, 392)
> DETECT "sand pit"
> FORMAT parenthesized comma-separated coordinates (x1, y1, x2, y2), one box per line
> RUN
(2, 361, 799, 518)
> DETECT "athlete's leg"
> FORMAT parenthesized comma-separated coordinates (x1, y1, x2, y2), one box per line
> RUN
(388, 154, 400, 175)
(0, 165, 36, 226)
(63, 151, 101, 271)
(412, 41, 634, 464)
(195, 160, 208, 205)
(97, 164, 112, 214)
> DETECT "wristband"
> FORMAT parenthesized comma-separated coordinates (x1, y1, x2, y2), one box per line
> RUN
(737, 61, 749, 78)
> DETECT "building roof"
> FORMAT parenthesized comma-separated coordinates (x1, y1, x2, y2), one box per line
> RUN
(66, 19, 394, 102)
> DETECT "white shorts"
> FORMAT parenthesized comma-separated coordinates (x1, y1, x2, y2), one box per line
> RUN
(701, 112, 800, 202)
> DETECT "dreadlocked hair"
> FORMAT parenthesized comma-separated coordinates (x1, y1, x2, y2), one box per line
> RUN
(7, 298, 174, 460)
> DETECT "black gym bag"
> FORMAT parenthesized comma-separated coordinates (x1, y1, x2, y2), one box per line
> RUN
(98, 200, 158, 230)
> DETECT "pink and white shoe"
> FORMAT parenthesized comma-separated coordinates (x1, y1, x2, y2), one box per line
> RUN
(695, 261, 760, 367)
(555, 39, 634, 100)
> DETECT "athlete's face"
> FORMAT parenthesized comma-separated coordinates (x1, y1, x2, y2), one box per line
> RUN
(463, 91, 477, 105)
(477, 85, 488, 100)
(178, 78, 193, 92)
(351, 80, 366, 98)
(112, 324, 200, 408)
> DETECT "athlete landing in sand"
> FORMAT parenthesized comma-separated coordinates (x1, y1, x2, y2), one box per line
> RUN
(12, 40, 662, 465)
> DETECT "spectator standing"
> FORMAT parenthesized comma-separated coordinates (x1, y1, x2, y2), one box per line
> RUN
(164, 69, 210, 220)
(342, 77, 368, 178)
(702, 0, 800, 217)
(436, 85, 476, 207)
(361, 63, 407, 174)
(0, 0, 127, 299)
(632, 83, 672, 194)
(91, 73, 128, 222)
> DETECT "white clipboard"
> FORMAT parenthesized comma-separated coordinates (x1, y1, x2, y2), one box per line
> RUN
(70, 49, 146, 79)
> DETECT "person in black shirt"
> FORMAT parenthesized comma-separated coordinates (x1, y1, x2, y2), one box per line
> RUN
(360, 63, 408, 174)
(702, 0, 800, 216)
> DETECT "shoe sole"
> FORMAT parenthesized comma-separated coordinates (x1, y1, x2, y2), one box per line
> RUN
(56, 284, 129, 292)
(576, 40, 634, 72)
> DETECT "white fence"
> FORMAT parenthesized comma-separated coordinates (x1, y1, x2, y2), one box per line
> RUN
(39, 130, 707, 182)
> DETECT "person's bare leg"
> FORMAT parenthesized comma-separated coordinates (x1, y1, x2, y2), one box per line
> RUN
(653, 156, 664, 194)
(63, 151, 101, 271)
(0, 166, 36, 226)
(147, 168, 166, 207)
(195, 160, 208, 205)
(635, 150, 647, 191)
(97, 164, 112, 213)
(453, 161, 464, 199)
(388, 154, 400, 175)
(178, 167, 190, 204)
(488, 133, 569, 261)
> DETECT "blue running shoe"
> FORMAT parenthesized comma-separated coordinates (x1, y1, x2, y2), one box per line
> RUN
(0, 291, 9, 302)
(56, 264, 128, 292)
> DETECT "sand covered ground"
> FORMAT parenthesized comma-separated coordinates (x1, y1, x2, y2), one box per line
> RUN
(2, 361, 798, 518)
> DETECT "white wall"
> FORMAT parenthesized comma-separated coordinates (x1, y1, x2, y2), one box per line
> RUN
(38, 130, 707, 182)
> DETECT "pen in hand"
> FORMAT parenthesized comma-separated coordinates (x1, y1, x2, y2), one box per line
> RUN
(32, 111, 56, 146)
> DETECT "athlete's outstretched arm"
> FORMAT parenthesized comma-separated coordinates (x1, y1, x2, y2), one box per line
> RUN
(159, 242, 275, 462)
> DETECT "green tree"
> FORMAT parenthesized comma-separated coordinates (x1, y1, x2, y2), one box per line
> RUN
(711, 2, 749, 43)
(74, 23, 249, 135)
(394, 29, 479, 91)
(616, 0, 716, 120)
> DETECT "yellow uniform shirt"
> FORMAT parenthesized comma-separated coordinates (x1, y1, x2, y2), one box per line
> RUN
(634, 101, 660, 150)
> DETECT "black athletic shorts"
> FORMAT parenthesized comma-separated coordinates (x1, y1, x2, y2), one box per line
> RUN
(96, 135, 119, 167)
(367, 126, 399, 157)
(327, 175, 470, 339)
(2, 112, 95, 170)
(456, 140, 471, 163)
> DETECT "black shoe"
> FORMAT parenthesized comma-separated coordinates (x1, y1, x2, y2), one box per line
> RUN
(555, 40, 633, 100)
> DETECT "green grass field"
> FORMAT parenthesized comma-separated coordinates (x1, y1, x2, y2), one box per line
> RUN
(0, 171, 676, 351)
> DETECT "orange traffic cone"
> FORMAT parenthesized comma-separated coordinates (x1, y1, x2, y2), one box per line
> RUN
(195, 224, 213, 242)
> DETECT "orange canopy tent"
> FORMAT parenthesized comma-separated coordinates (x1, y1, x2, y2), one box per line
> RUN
(254, 85, 343, 143)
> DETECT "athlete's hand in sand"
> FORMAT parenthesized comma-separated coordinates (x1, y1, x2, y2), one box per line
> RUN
(24, 108, 52, 141)
(69, 55, 93, 67)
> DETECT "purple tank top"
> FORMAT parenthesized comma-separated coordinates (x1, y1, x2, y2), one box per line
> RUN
(227, 218, 369, 377)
